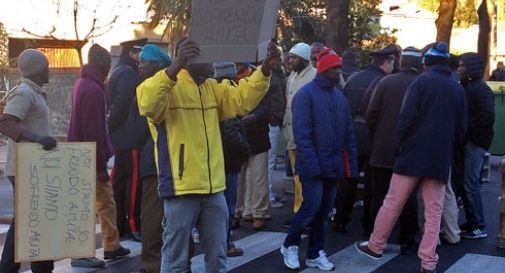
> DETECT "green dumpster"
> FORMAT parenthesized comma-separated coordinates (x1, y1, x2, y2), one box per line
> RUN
(488, 81, 505, 155)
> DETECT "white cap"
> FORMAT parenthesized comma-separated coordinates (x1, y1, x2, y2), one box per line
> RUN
(289, 43, 311, 61)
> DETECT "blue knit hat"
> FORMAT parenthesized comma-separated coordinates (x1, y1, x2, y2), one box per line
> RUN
(139, 44, 172, 68)
(422, 42, 449, 65)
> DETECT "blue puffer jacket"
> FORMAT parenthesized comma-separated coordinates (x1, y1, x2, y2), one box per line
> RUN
(292, 74, 358, 179)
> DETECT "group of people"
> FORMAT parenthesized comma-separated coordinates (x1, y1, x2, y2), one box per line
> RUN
(0, 34, 497, 273)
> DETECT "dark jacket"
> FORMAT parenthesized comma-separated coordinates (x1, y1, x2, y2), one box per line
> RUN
(292, 74, 358, 179)
(344, 65, 387, 156)
(68, 65, 113, 177)
(220, 118, 250, 173)
(461, 80, 495, 150)
(344, 65, 387, 116)
(490, 68, 505, 81)
(268, 69, 287, 127)
(394, 65, 468, 182)
(244, 91, 271, 155)
(127, 97, 154, 179)
(342, 64, 361, 82)
(365, 68, 420, 169)
(106, 55, 141, 150)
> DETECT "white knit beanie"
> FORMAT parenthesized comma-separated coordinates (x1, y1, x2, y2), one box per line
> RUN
(18, 49, 49, 77)
(289, 43, 311, 61)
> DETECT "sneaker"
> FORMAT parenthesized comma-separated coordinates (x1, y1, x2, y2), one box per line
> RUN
(192, 228, 200, 244)
(280, 245, 300, 270)
(270, 200, 283, 208)
(461, 227, 488, 239)
(459, 222, 472, 234)
(104, 246, 131, 260)
(305, 250, 335, 271)
(354, 241, 383, 260)
(70, 257, 105, 268)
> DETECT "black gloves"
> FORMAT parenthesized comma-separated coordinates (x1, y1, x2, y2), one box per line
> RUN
(32, 135, 57, 151)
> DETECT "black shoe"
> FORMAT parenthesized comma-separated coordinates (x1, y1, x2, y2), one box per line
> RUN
(104, 246, 131, 260)
(461, 227, 488, 239)
(400, 244, 417, 255)
(333, 223, 346, 233)
(128, 231, 141, 242)
(420, 268, 436, 273)
(459, 222, 473, 234)
(282, 220, 291, 229)
(355, 241, 383, 260)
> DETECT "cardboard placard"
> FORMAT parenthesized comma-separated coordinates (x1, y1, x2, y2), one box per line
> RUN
(189, 0, 280, 63)
(15, 142, 96, 262)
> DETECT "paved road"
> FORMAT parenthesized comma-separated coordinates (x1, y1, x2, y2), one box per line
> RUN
(1, 158, 504, 273)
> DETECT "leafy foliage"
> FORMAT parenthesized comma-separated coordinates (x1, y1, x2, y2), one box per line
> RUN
(418, 0, 502, 27)
(0, 22, 8, 68)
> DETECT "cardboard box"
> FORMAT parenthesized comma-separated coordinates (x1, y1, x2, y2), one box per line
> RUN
(189, 0, 280, 63)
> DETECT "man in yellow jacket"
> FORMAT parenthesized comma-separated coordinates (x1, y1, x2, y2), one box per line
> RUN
(137, 38, 280, 273)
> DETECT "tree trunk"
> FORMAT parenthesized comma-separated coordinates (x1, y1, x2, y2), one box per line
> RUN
(326, 0, 351, 54)
(435, 0, 458, 47)
(478, 0, 491, 78)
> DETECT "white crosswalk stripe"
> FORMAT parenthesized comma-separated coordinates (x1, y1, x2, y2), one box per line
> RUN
(191, 231, 288, 272)
(2, 228, 505, 273)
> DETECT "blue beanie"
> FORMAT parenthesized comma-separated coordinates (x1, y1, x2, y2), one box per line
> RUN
(139, 44, 172, 68)
(422, 42, 449, 65)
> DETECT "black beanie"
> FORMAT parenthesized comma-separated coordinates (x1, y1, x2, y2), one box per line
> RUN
(401, 47, 422, 71)
(460, 52, 485, 80)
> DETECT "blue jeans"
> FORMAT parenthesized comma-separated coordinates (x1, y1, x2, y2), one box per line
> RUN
(283, 176, 338, 259)
(224, 173, 238, 242)
(462, 142, 487, 228)
(160, 192, 228, 273)
(0, 177, 54, 273)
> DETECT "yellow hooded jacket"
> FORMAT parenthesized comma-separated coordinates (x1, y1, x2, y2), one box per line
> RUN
(137, 67, 270, 198)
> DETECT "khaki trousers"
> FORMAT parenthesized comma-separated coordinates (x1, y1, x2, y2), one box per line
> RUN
(96, 179, 121, 251)
(236, 152, 269, 218)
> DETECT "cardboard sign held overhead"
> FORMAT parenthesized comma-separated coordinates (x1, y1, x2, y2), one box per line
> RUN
(15, 142, 96, 262)
(189, 0, 280, 63)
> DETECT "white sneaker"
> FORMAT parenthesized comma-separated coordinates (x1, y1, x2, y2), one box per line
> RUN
(280, 245, 300, 269)
(305, 250, 335, 271)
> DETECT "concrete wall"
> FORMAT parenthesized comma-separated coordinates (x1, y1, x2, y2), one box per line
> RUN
(1, 68, 80, 138)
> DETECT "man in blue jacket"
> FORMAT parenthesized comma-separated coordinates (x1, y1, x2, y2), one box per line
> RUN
(281, 48, 358, 271)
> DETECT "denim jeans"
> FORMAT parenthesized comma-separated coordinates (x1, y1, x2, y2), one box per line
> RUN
(0, 177, 54, 273)
(267, 125, 281, 201)
(160, 193, 228, 273)
(462, 142, 487, 228)
(283, 176, 337, 259)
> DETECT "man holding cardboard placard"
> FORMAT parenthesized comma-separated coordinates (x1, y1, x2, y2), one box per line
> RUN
(137, 37, 280, 272)
(0, 49, 56, 273)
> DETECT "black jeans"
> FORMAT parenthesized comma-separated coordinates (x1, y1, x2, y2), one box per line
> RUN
(335, 156, 372, 236)
(111, 149, 142, 237)
(0, 177, 54, 273)
(369, 167, 418, 245)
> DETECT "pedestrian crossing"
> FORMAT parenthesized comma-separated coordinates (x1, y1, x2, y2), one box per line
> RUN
(1, 225, 505, 273)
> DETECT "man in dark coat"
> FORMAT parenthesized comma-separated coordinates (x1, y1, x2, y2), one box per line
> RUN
(106, 38, 147, 239)
(281, 48, 358, 271)
(68, 44, 131, 268)
(365, 47, 422, 255)
(130, 44, 172, 273)
(490, 61, 505, 81)
(457, 52, 495, 239)
(356, 42, 468, 273)
(235, 65, 272, 230)
(335, 45, 396, 235)
(341, 48, 361, 82)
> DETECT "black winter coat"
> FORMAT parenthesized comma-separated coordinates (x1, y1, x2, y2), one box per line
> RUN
(244, 92, 271, 155)
(220, 118, 250, 174)
(461, 79, 495, 149)
(394, 65, 468, 183)
(106, 56, 141, 150)
(344, 65, 387, 116)
(365, 68, 420, 169)
(268, 70, 287, 127)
